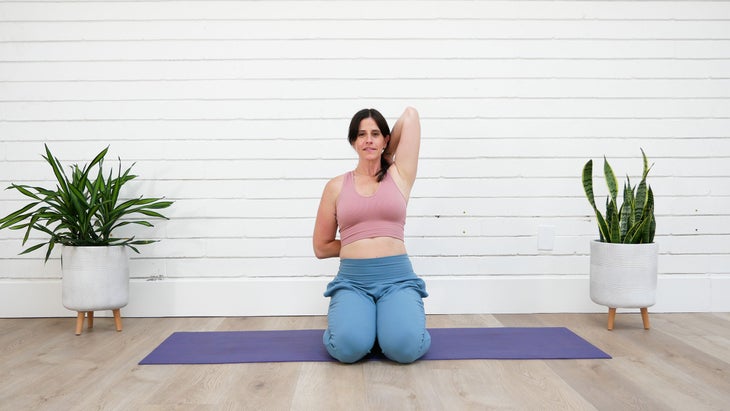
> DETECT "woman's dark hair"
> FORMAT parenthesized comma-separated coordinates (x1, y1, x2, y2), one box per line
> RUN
(348, 108, 391, 182)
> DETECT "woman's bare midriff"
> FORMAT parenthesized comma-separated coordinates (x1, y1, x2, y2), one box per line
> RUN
(339, 237, 407, 259)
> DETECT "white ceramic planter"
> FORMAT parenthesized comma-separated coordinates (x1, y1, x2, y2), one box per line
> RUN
(590, 241, 658, 308)
(61, 246, 130, 312)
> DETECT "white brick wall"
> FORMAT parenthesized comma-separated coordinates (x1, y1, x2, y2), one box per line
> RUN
(1, 1, 728, 316)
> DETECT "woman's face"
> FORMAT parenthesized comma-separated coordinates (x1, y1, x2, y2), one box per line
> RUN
(353, 117, 389, 161)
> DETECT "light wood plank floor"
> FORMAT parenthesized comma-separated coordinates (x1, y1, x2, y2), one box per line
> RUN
(1, 313, 728, 410)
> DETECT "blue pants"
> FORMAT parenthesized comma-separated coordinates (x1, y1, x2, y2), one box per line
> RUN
(323, 254, 431, 364)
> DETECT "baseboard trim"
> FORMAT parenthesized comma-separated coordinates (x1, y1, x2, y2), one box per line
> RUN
(1, 274, 728, 317)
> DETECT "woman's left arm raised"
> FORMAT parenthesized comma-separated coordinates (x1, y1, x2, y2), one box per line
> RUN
(385, 107, 421, 195)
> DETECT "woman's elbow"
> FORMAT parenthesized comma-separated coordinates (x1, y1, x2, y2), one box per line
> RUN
(313, 247, 328, 259)
(313, 241, 337, 259)
(404, 106, 419, 120)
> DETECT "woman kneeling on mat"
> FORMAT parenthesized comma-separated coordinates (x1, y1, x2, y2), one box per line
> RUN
(313, 106, 430, 364)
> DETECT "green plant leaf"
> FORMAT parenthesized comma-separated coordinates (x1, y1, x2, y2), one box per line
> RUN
(624, 214, 652, 243)
(19, 242, 47, 255)
(644, 186, 655, 243)
(606, 196, 619, 243)
(582, 160, 611, 241)
(1, 144, 173, 260)
(109, 220, 154, 233)
(582, 149, 656, 243)
(23, 213, 44, 244)
(135, 209, 169, 219)
(43, 145, 71, 202)
(582, 160, 597, 208)
(9, 184, 42, 201)
(603, 157, 618, 206)
(0, 202, 39, 228)
(641, 148, 652, 179)
(44, 239, 56, 262)
(624, 183, 655, 243)
(31, 186, 60, 198)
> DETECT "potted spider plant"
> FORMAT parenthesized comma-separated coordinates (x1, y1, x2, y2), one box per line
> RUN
(582, 148, 657, 330)
(0, 144, 172, 334)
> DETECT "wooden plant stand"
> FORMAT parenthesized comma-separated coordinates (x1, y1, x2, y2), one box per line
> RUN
(607, 307, 650, 331)
(75, 309, 123, 335)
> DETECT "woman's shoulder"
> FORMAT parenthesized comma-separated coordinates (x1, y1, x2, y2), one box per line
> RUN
(323, 172, 348, 198)
(332, 171, 350, 186)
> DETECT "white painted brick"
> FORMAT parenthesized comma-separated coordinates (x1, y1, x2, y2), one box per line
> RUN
(0, 1, 728, 315)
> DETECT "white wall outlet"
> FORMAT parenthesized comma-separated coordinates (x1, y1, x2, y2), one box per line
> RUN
(537, 225, 555, 251)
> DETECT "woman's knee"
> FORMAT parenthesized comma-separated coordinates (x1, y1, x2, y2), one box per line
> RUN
(323, 327, 375, 363)
(325, 287, 376, 363)
(378, 328, 431, 364)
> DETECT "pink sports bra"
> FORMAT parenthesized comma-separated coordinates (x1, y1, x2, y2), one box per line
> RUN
(336, 171, 406, 247)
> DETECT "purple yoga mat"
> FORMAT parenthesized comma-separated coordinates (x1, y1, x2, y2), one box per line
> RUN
(139, 327, 610, 364)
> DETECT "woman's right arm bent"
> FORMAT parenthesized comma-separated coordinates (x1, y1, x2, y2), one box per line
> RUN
(313, 176, 342, 259)
(384, 107, 421, 199)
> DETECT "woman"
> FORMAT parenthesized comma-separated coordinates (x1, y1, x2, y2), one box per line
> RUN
(313, 106, 430, 363)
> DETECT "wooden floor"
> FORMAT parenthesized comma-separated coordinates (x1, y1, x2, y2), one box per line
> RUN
(1, 313, 729, 411)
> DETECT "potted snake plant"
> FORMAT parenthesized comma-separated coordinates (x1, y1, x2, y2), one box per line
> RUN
(582, 149, 657, 330)
(0, 144, 172, 334)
